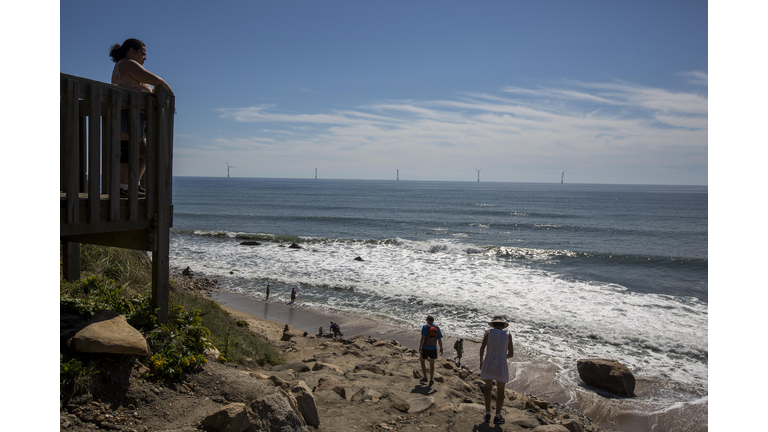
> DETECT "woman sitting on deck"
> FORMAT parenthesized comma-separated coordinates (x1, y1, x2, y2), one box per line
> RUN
(109, 38, 174, 197)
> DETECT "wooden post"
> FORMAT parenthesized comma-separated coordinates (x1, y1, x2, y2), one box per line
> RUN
(151, 86, 173, 324)
(62, 241, 80, 281)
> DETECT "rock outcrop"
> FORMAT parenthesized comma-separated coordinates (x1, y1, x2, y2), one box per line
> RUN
(577, 358, 636, 397)
(70, 310, 149, 356)
(200, 402, 251, 432)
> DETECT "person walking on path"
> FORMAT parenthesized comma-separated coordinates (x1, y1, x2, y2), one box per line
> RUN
(454, 338, 464, 366)
(290, 287, 297, 304)
(418, 315, 443, 385)
(479, 316, 514, 425)
(265, 284, 270, 300)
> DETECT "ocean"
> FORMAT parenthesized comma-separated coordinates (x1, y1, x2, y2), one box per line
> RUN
(169, 177, 708, 431)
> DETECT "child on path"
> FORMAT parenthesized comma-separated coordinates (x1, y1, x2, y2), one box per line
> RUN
(453, 338, 464, 366)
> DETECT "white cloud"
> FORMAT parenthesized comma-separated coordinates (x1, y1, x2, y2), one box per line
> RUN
(182, 79, 707, 183)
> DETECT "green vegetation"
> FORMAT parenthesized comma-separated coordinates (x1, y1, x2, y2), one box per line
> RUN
(61, 244, 282, 383)
(60, 358, 98, 398)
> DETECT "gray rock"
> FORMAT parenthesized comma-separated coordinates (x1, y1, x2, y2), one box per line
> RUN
(353, 363, 386, 375)
(577, 358, 636, 397)
(313, 376, 346, 399)
(511, 417, 543, 429)
(350, 387, 381, 403)
(561, 419, 583, 432)
(200, 403, 250, 432)
(291, 381, 319, 427)
(70, 310, 149, 355)
(311, 361, 345, 374)
(381, 392, 410, 412)
(250, 391, 308, 432)
(272, 361, 311, 372)
(407, 396, 436, 414)
(281, 329, 307, 341)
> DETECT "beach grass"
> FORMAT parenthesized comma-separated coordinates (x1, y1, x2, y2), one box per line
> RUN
(61, 244, 282, 370)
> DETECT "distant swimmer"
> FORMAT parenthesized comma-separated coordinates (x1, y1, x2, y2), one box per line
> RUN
(265, 284, 270, 300)
(290, 287, 297, 304)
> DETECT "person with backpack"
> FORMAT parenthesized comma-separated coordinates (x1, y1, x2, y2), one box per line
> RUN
(418, 315, 443, 385)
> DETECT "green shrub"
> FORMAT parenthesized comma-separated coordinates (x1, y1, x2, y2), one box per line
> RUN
(61, 244, 283, 382)
(60, 358, 98, 397)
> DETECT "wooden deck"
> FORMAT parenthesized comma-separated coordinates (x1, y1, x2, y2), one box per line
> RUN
(60, 73, 175, 323)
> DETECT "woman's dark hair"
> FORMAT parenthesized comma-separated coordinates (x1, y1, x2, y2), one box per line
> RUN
(109, 38, 145, 63)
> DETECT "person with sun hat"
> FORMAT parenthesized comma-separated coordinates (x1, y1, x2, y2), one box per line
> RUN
(479, 315, 514, 425)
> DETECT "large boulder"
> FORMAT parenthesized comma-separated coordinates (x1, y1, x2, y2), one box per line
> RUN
(291, 381, 319, 427)
(577, 358, 635, 397)
(250, 391, 308, 432)
(281, 329, 307, 341)
(70, 310, 149, 355)
(200, 403, 251, 432)
(313, 376, 346, 399)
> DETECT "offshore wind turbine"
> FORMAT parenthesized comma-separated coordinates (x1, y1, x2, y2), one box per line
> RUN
(561, 170, 566, 184)
(475, 168, 481, 182)
(226, 161, 235, 178)
(396, 168, 399, 181)
(315, 167, 318, 179)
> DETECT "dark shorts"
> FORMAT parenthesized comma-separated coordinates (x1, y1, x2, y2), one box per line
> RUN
(421, 349, 437, 359)
(120, 109, 147, 163)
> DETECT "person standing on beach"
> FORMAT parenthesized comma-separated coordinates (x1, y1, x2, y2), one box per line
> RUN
(265, 284, 270, 300)
(479, 316, 514, 425)
(418, 315, 443, 385)
(290, 287, 296, 304)
(454, 338, 464, 366)
(330, 321, 342, 338)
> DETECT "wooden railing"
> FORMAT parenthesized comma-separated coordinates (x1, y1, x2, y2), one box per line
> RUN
(60, 73, 175, 323)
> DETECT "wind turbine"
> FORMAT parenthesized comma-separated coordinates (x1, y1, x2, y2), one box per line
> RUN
(396, 169, 399, 181)
(315, 167, 318, 179)
(561, 170, 566, 184)
(475, 168, 481, 182)
(226, 161, 235, 178)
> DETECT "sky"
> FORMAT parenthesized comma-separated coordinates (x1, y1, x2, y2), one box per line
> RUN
(58, 0, 709, 185)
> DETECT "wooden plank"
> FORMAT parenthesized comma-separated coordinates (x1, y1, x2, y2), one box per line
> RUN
(128, 93, 139, 220)
(108, 88, 121, 221)
(144, 95, 156, 218)
(60, 195, 151, 237)
(88, 84, 102, 223)
(79, 116, 87, 193)
(61, 73, 149, 111)
(62, 229, 152, 251)
(64, 78, 80, 225)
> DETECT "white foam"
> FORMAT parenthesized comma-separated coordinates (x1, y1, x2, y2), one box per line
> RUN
(171, 234, 708, 395)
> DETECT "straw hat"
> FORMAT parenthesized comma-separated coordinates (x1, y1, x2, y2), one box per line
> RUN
(488, 316, 509, 329)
